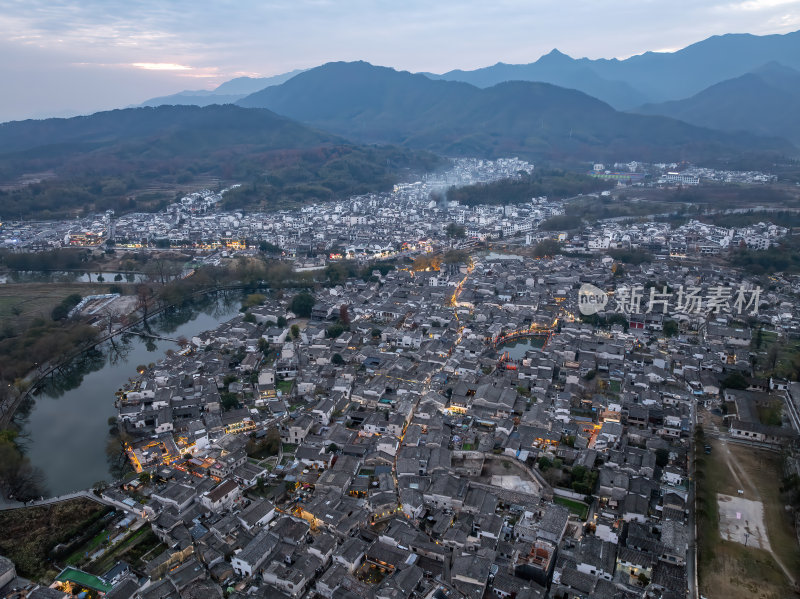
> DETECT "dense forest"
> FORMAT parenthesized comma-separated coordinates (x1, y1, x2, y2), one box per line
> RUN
(220, 145, 442, 211)
(445, 170, 613, 206)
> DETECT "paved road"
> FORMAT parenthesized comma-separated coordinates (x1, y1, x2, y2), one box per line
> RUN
(0, 489, 101, 511)
(783, 387, 800, 432)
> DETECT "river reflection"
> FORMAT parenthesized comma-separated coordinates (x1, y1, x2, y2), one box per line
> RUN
(13, 290, 245, 496)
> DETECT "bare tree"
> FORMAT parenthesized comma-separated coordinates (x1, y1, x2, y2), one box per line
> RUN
(144, 257, 184, 285)
(136, 284, 154, 318)
(767, 344, 781, 373)
(0, 441, 46, 501)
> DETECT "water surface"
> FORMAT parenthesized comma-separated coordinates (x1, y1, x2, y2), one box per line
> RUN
(16, 291, 244, 496)
(498, 336, 546, 360)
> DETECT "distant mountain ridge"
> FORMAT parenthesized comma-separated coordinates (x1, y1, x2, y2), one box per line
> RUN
(633, 62, 800, 144)
(0, 103, 336, 156)
(424, 49, 650, 110)
(237, 60, 794, 162)
(4, 29, 800, 219)
(425, 30, 800, 109)
(138, 29, 800, 118)
(213, 71, 306, 94)
(138, 69, 305, 108)
(138, 91, 247, 108)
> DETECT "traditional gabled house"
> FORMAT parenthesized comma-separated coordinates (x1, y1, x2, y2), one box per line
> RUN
(659, 520, 689, 567)
(621, 492, 649, 523)
(200, 479, 240, 512)
(311, 397, 336, 425)
(575, 536, 617, 581)
(306, 531, 337, 566)
(237, 498, 276, 531)
(423, 474, 468, 511)
(232, 462, 268, 487)
(283, 414, 314, 444)
(295, 445, 332, 469)
(230, 528, 279, 577)
(451, 553, 492, 598)
(150, 483, 197, 514)
(333, 537, 368, 573)
(262, 554, 321, 598)
(315, 563, 347, 598)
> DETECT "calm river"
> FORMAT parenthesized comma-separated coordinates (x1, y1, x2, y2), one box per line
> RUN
(14, 291, 245, 496)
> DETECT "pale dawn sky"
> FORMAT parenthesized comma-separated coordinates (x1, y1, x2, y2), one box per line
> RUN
(1, 0, 799, 122)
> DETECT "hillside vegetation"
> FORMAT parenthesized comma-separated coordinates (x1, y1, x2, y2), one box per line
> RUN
(445, 170, 613, 206)
(0, 104, 442, 218)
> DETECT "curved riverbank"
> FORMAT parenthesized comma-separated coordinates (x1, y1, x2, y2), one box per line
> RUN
(9, 289, 251, 497)
(0, 283, 269, 429)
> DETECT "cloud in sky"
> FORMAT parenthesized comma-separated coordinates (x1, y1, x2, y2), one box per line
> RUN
(725, 0, 799, 10)
(131, 63, 194, 71)
(0, 0, 799, 121)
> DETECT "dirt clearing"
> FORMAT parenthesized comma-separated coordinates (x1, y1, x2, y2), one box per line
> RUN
(717, 494, 770, 550)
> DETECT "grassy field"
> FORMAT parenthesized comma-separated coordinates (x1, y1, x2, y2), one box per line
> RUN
(0, 283, 120, 329)
(751, 330, 800, 379)
(553, 496, 589, 520)
(756, 401, 783, 427)
(276, 379, 293, 395)
(0, 499, 110, 583)
(696, 433, 800, 599)
(65, 529, 108, 566)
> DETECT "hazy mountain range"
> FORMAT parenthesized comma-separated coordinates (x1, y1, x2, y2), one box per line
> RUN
(135, 29, 800, 147)
(425, 30, 800, 109)
(138, 69, 306, 108)
(2, 34, 797, 183)
(0, 104, 336, 156)
(142, 31, 800, 110)
(236, 60, 791, 161)
(634, 62, 800, 144)
(142, 30, 800, 112)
